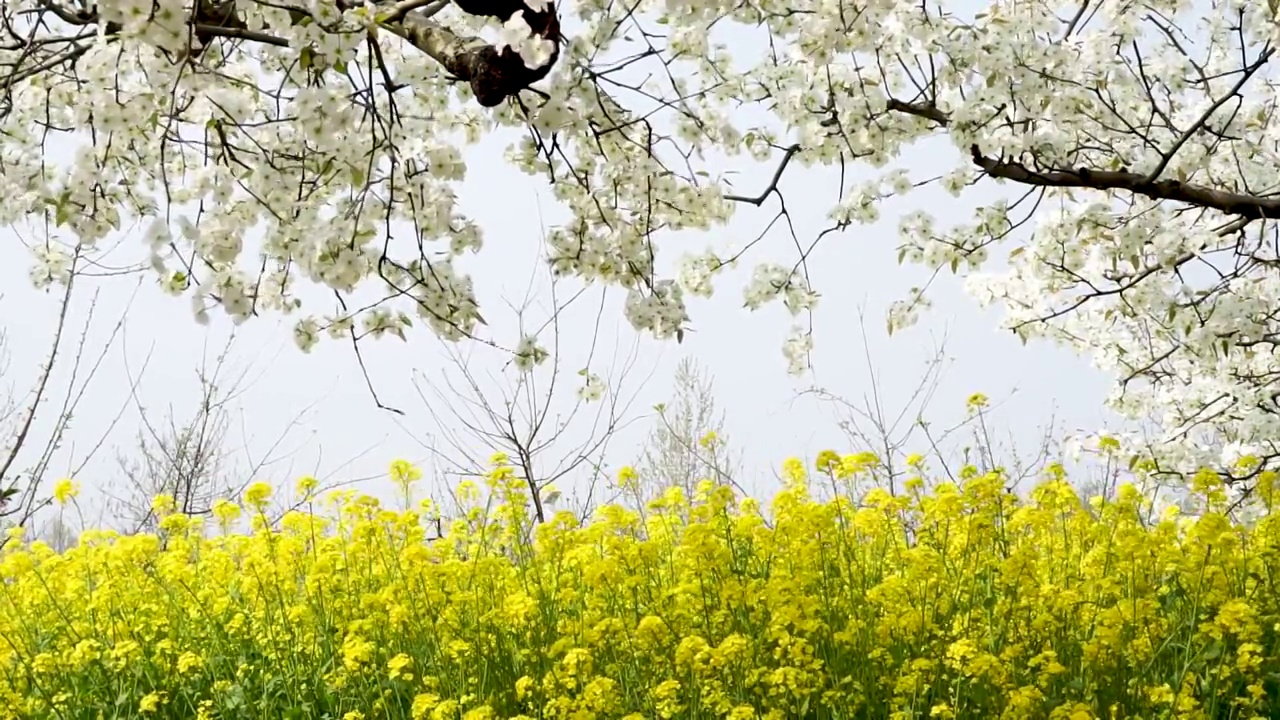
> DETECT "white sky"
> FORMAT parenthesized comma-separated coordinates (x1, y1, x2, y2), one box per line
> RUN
(0, 127, 1118, 532)
(0, 4, 1121, 530)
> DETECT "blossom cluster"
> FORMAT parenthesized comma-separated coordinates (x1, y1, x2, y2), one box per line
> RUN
(2, 456, 1279, 718)
(8, 0, 1280, 474)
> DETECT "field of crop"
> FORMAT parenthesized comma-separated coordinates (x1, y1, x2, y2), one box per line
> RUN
(2, 456, 1278, 719)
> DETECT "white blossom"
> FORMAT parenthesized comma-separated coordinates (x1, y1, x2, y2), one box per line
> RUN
(513, 334, 549, 372)
(782, 325, 812, 376)
(6, 0, 1280, 485)
(576, 370, 606, 402)
(497, 12, 556, 70)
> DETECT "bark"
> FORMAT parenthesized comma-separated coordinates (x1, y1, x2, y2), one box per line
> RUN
(30, 0, 560, 107)
(397, 0, 559, 106)
(884, 98, 1280, 222)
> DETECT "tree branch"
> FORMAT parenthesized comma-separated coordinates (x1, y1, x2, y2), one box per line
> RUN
(969, 146, 1280, 221)
(879, 96, 1280, 222)
(724, 143, 802, 205)
(392, 1, 560, 107)
(192, 23, 289, 47)
(17, 0, 561, 107)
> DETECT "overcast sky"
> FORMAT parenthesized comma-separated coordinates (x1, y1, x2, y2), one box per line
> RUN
(0, 126, 1119, 531)
(0, 6, 1121, 529)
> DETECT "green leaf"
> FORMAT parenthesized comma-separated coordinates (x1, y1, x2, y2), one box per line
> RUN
(1201, 640, 1224, 662)
(299, 47, 315, 70)
(53, 192, 73, 227)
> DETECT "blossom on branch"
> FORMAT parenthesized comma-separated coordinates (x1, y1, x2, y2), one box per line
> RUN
(6, 0, 1280, 484)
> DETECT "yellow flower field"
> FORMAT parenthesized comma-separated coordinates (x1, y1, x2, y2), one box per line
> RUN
(1, 457, 1278, 719)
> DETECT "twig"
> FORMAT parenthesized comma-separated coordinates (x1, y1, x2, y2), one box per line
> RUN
(724, 143, 802, 205)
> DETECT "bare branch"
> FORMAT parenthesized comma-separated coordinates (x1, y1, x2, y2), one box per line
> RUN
(724, 144, 802, 205)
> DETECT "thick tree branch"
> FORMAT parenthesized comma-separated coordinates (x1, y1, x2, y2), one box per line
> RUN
(881, 97, 1280, 223)
(18, 0, 560, 107)
(392, 0, 559, 106)
(969, 147, 1280, 221)
(885, 98, 949, 125)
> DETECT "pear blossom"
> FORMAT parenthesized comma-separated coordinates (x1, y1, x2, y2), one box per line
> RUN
(6, 0, 1280, 485)
(576, 371, 606, 402)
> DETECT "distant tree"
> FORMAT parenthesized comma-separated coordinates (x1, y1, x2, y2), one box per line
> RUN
(805, 310, 1058, 496)
(632, 357, 742, 510)
(107, 332, 317, 534)
(0, 245, 135, 548)
(407, 264, 650, 527)
(36, 513, 77, 553)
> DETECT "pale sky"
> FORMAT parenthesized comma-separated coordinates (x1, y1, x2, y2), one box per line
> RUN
(0, 4, 1121, 533)
(0, 132, 1117, 532)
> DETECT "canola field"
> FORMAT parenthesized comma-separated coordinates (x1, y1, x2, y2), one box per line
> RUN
(1, 456, 1278, 719)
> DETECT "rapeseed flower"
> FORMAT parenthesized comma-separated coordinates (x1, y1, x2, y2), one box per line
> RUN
(0, 459, 1277, 718)
(52, 478, 78, 504)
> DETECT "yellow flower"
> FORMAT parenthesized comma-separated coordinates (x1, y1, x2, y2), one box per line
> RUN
(150, 494, 176, 516)
(698, 430, 718, 449)
(3, 449, 1280, 719)
(296, 475, 319, 498)
(412, 694, 441, 720)
(617, 465, 640, 490)
(242, 481, 272, 510)
(52, 478, 78, 505)
(389, 459, 422, 489)
(159, 512, 191, 534)
(966, 392, 989, 410)
(177, 651, 203, 675)
(138, 692, 162, 713)
(782, 457, 807, 485)
(342, 634, 374, 671)
(387, 653, 412, 680)
(837, 451, 879, 478)
(815, 449, 841, 474)
(211, 498, 241, 530)
(457, 480, 480, 504)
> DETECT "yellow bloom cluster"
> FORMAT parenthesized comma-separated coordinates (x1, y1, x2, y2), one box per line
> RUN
(2, 458, 1278, 719)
